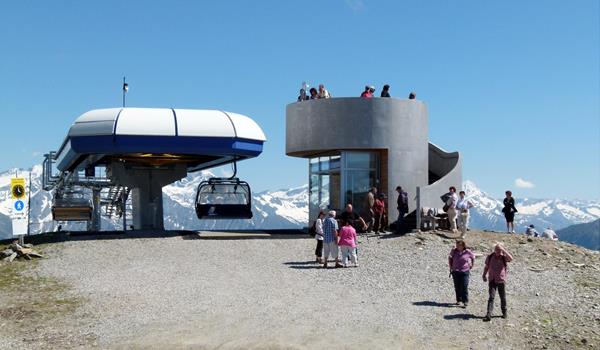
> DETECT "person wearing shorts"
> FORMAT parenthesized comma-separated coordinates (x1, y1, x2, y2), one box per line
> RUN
(322, 210, 342, 268)
(502, 191, 518, 233)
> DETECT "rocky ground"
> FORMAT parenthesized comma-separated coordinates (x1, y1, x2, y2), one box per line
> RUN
(0, 229, 599, 349)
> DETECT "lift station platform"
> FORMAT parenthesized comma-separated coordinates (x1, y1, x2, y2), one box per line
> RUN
(43, 107, 266, 231)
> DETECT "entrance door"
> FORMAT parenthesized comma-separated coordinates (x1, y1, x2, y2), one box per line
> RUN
(341, 152, 379, 218)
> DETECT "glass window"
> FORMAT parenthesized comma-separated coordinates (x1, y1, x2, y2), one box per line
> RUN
(343, 169, 377, 217)
(309, 157, 319, 173)
(321, 157, 331, 171)
(319, 174, 330, 208)
(329, 172, 341, 210)
(308, 154, 343, 215)
(330, 155, 341, 169)
(308, 152, 376, 220)
(309, 174, 319, 212)
(345, 152, 377, 170)
(341, 152, 379, 217)
(310, 155, 342, 174)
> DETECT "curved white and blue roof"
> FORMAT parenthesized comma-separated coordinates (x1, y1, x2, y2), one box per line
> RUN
(55, 108, 266, 171)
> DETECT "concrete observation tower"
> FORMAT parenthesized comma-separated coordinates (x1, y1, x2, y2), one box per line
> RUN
(43, 107, 266, 231)
(286, 97, 462, 228)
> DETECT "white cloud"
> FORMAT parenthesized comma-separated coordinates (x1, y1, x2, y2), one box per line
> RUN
(345, 0, 365, 12)
(515, 178, 535, 189)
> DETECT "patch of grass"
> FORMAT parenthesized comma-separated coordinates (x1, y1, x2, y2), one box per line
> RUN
(0, 243, 96, 348)
(575, 278, 600, 290)
(0, 261, 24, 290)
(0, 251, 83, 326)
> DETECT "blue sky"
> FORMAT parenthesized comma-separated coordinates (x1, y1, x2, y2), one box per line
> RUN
(0, 0, 598, 200)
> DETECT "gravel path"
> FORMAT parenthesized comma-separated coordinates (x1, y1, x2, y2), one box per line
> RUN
(16, 230, 599, 349)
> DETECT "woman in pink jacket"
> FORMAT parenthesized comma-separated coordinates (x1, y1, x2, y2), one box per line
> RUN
(338, 219, 358, 267)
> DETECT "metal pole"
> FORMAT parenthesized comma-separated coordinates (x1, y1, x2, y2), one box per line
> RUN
(13, 169, 24, 244)
(27, 170, 32, 235)
(90, 188, 101, 232)
(122, 77, 126, 107)
(122, 190, 127, 231)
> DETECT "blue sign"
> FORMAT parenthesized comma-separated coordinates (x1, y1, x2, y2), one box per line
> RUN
(14, 200, 25, 211)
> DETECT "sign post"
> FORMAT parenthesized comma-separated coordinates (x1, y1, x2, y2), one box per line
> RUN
(10, 177, 28, 244)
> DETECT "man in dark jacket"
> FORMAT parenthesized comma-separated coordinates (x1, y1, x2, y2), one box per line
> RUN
(338, 203, 368, 233)
(381, 84, 391, 97)
(396, 186, 409, 232)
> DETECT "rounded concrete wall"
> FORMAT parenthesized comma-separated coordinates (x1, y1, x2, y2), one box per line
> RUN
(286, 97, 429, 212)
(421, 143, 463, 210)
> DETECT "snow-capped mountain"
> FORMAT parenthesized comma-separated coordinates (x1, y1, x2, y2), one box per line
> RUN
(161, 174, 308, 231)
(1, 166, 598, 240)
(0, 165, 54, 236)
(0, 166, 308, 239)
(462, 180, 600, 232)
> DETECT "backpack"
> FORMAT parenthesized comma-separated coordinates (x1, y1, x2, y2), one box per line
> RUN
(441, 193, 451, 212)
(440, 193, 451, 203)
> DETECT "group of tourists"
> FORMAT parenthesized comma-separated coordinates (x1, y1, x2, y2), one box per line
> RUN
(309, 189, 514, 322)
(308, 184, 522, 322)
(297, 83, 417, 101)
(311, 185, 531, 266)
(449, 240, 513, 321)
(309, 184, 481, 268)
(297, 83, 331, 101)
(312, 209, 358, 268)
(502, 191, 559, 239)
(309, 185, 408, 268)
(441, 186, 475, 237)
(525, 224, 559, 240)
(346, 186, 409, 235)
(360, 84, 416, 99)
(442, 187, 532, 236)
(366, 187, 388, 234)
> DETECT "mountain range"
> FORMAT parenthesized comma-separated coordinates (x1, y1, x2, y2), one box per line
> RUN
(1, 166, 599, 250)
(557, 219, 600, 251)
(462, 180, 600, 233)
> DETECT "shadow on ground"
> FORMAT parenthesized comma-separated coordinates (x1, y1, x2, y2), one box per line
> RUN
(413, 301, 458, 308)
(283, 261, 315, 265)
(184, 231, 306, 241)
(443, 313, 483, 320)
(284, 260, 323, 269)
(9, 229, 307, 245)
(376, 231, 410, 239)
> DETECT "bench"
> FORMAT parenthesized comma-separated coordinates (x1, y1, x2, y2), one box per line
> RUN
(420, 207, 439, 230)
(420, 207, 453, 231)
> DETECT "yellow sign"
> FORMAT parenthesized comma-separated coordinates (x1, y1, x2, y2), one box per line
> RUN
(10, 178, 26, 199)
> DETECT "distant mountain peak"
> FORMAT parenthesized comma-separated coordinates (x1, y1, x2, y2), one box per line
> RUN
(461, 180, 599, 235)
